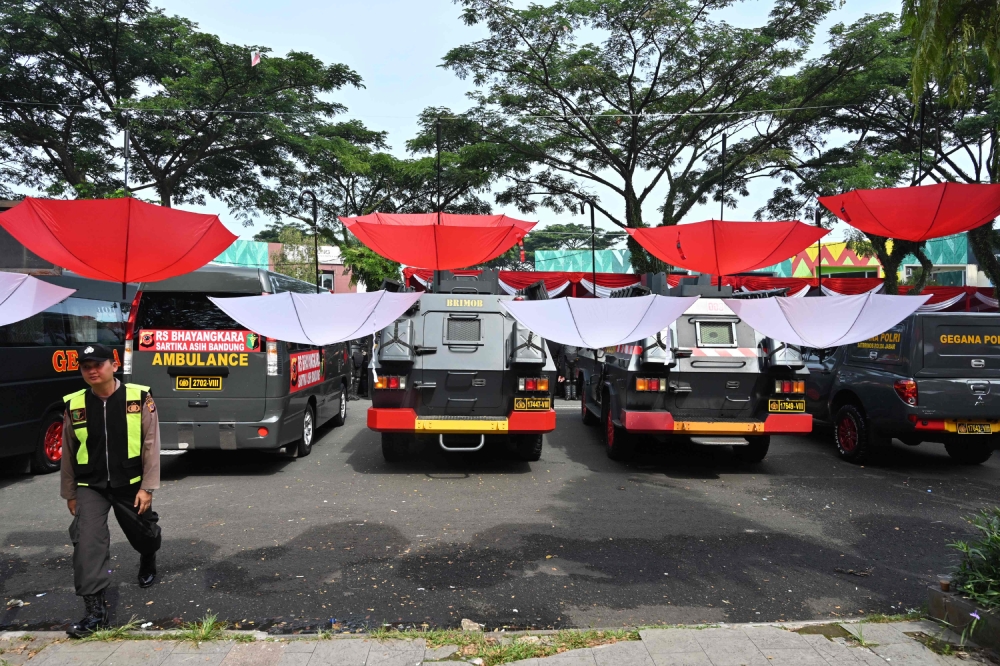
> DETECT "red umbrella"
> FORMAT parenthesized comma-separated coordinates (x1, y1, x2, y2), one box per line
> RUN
(0, 197, 237, 283)
(339, 212, 536, 270)
(818, 183, 1000, 241)
(626, 220, 828, 276)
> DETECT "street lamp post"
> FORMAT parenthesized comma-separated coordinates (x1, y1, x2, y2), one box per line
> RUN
(299, 190, 321, 293)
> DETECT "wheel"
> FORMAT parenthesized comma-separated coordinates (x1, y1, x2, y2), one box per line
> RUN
(515, 434, 543, 462)
(564, 383, 572, 401)
(734, 435, 770, 463)
(291, 405, 315, 458)
(833, 403, 880, 464)
(602, 399, 633, 461)
(331, 383, 348, 427)
(32, 411, 63, 474)
(581, 380, 599, 425)
(945, 441, 993, 465)
(381, 433, 409, 462)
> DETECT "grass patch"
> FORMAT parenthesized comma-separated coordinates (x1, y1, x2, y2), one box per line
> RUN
(859, 610, 923, 624)
(79, 617, 145, 642)
(363, 627, 638, 666)
(176, 613, 227, 643)
(951, 506, 1000, 612)
(231, 633, 257, 643)
(851, 622, 878, 648)
(905, 631, 968, 657)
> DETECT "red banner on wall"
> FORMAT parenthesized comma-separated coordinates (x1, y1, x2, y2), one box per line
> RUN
(137, 329, 261, 353)
(289, 350, 324, 393)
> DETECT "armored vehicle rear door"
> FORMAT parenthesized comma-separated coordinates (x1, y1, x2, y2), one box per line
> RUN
(418, 299, 506, 413)
(671, 303, 758, 418)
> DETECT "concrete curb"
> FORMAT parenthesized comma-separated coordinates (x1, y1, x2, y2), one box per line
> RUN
(0, 619, 886, 644)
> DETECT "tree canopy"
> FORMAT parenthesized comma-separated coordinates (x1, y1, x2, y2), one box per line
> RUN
(0, 0, 360, 216)
(443, 0, 887, 271)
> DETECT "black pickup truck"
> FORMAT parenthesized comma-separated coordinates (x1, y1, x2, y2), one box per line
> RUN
(804, 312, 1000, 465)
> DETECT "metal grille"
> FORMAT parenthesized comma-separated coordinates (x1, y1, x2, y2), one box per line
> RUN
(697, 322, 735, 347)
(447, 318, 481, 342)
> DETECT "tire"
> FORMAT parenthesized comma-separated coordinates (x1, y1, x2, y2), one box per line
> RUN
(381, 433, 409, 462)
(515, 434, 543, 462)
(581, 380, 599, 425)
(945, 441, 993, 465)
(292, 405, 315, 458)
(833, 403, 879, 464)
(31, 411, 64, 474)
(331, 383, 348, 427)
(734, 435, 770, 463)
(602, 398, 633, 461)
(564, 383, 572, 401)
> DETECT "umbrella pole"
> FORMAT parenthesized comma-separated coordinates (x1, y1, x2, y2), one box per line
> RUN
(433, 117, 442, 293)
(815, 208, 823, 294)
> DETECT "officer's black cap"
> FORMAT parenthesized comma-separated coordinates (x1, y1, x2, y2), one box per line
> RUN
(79, 344, 115, 363)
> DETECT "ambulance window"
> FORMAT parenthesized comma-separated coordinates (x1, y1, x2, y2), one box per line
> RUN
(695, 321, 736, 347)
(136, 292, 241, 331)
(268, 272, 316, 294)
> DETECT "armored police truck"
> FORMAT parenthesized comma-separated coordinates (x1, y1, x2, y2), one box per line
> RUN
(367, 271, 557, 462)
(577, 274, 812, 462)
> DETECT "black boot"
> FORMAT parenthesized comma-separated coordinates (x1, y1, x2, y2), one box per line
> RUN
(138, 553, 156, 588)
(66, 591, 108, 638)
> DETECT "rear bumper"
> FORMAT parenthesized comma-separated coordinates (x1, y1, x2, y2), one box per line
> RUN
(368, 408, 556, 435)
(620, 410, 812, 435)
(158, 418, 282, 450)
(912, 417, 1000, 433)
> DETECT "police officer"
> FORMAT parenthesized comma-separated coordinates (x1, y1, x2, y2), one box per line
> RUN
(60, 344, 162, 638)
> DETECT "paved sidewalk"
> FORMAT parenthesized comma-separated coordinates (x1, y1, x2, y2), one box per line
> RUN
(0, 621, 990, 666)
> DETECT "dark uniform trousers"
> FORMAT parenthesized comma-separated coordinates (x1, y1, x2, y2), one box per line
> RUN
(70, 483, 160, 596)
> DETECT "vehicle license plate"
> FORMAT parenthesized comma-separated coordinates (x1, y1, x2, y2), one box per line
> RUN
(957, 422, 991, 434)
(175, 376, 223, 391)
(514, 397, 551, 411)
(768, 399, 805, 413)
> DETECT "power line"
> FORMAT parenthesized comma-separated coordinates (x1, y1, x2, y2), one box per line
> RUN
(0, 99, 853, 119)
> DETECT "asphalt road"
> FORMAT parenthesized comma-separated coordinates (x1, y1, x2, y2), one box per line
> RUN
(2, 398, 998, 633)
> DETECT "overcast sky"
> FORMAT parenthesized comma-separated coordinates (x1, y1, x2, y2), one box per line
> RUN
(156, 0, 903, 243)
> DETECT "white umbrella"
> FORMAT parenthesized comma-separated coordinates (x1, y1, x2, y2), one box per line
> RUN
(0, 271, 75, 327)
(209, 290, 422, 345)
(724, 293, 932, 348)
(500, 295, 699, 348)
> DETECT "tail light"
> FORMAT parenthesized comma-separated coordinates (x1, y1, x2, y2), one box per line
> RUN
(894, 379, 918, 406)
(375, 375, 406, 390)
(518, 377, 549, 392)
(774, 380, 805, 394)
(635, 377, 667, 392)
(267, 340, 278, 376)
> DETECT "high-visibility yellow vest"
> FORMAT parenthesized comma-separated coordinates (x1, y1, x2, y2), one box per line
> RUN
(64, 383, 149, 486)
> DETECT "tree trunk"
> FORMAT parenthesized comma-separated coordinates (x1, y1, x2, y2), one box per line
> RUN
(625, 187, 667, 275)
(968, 224, 1000, 297)
(909, 247, 933, 294)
